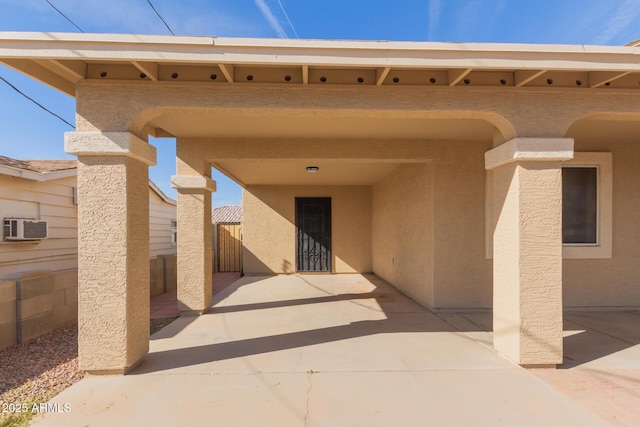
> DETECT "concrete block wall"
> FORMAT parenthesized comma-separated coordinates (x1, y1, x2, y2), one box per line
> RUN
(0, 255, 177, 351)
(52, 271, 79, 329)
(150, 257, 165, 297)
(0, 280, 17, 349)
(159, 254, 177, 292)
(15, 271, 78, 344)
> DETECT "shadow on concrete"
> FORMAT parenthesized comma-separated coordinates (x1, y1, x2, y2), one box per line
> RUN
(560, 311, 640, 369)
(134, 274, 465, 374)
(140, 274, 640, 373)
(150, 272, 242, 340)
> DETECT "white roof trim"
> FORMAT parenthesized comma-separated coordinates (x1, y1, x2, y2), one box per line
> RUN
(0, 164, 77, 182)
(0, 32, 639, 71)
(149, 180, 176, 205)
(0, 162, 174, 205)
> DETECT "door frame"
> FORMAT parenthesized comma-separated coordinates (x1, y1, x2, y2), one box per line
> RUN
(295, 197, 332, 272)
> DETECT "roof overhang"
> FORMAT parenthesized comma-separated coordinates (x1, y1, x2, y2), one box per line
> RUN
(0, 164, 76, 181)
(2, 32, 640, 97)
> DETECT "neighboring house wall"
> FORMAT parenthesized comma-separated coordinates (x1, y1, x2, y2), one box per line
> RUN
(0, 174, 176, 280)
(0, 168, 178, 350)
(243, 185, 372, 274)
(0, 174, 78, 279)
(149, 189, 177, 258)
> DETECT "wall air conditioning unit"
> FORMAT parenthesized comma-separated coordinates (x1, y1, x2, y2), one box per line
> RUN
(3, 219, 48, 241)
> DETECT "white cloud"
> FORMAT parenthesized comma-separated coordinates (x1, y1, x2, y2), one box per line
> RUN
(277, 0, 298, 38)
(254, 0, 288, 38)
(428, 0, 440, 40)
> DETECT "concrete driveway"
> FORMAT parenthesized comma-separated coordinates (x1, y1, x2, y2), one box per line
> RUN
(34, 274, 638, 426)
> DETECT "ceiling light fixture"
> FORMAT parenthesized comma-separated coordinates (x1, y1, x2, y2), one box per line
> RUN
(306, 166, 319, 173)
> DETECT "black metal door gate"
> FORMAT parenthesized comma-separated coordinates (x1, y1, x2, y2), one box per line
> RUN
(295, 198, 331, 272)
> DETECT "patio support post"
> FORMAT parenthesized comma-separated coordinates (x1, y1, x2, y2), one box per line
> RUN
(173, 140, 216, 315)
(65, 131, 156, 374)
(485, 137, 574, 367)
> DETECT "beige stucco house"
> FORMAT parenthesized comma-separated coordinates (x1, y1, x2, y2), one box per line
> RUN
(1, 32, 639, 373)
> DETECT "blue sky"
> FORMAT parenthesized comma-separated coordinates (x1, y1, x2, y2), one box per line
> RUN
(2, 0, 640, 207)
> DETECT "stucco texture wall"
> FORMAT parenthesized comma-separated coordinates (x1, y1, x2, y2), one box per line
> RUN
(432, 141, 493, 308)
(372, 163, 435, 307)
(562, 138, 640, 307)
(372, 141, 492, 309)
(242, 185, 372, 274)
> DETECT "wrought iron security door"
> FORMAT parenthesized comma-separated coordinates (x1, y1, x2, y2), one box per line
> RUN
(295, 198, 331, 272)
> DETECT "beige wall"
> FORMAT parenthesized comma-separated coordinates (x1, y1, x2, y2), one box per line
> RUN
(148, 190, 177, 258)
(372, 141, 492, 310)
(562, 124, 640, 307)
(432, 141, 493, 308)
(0, 175, 78, 279)
(372, 163, 435, 307)
(243, 185, 372, 274)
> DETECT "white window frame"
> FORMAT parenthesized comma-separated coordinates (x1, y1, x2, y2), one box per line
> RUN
(484, 151, 612, 260)
(170, 219, 177, 246)
(562, 152, 612, 259)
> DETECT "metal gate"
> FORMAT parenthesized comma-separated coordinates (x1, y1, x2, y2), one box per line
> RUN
(217, 223, 242, 272)
(295, 197, 331, 272)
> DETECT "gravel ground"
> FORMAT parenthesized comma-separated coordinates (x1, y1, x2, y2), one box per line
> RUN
(0, 318, 178, 426)
(0, 326, 83, 427)
(0, 326, 82, 406)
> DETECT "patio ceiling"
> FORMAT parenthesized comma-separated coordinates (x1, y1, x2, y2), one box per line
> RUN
(2, 32, 640, 97)
(215, 160, 403, 186)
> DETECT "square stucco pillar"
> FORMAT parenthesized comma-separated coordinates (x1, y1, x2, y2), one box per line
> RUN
(65, 131, 156, 374)
(485, 137, 573, 367)
(171, 175, 216, 315)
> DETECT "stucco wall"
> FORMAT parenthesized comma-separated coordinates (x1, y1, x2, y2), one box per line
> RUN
(372, 163, 435, 307)
(563, 139, 640, 307)
(371, 142, 492, 310)
(432, 141, 493, 308)
(243, 185, 372, 274)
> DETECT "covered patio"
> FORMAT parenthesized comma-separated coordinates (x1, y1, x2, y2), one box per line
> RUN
(34, 274, 640, 425)
(2, 33, 640, 375)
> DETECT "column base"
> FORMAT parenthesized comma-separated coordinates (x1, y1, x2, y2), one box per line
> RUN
(179, 307, 211, 317)
(521, 364, 558, 369)
(83, 357, 145, 376)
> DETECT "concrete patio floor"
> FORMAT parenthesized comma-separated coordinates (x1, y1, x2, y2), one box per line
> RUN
(33, 274, 639, 426)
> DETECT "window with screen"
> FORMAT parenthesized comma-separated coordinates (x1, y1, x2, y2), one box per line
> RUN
(562, 167, 598, 244)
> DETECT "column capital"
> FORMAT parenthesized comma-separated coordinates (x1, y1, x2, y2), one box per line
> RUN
(64, 131, 156, 166)
(171, 175, 217, 192)
(485, 137, 574, 170)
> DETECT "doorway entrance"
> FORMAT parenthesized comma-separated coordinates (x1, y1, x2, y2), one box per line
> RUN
(295, 197, 331, 272)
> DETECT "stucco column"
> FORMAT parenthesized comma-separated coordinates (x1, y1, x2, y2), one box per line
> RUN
(485, 137, 573, 367)
(171, 175, 216, 315)
(65, 131, 156, 374)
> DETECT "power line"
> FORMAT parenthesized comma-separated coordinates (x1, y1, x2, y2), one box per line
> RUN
(44, 0, 84, 33)
(0, 75, 75, 129)
(567, 1, 627, 44)
(145, 0, 175, 36)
